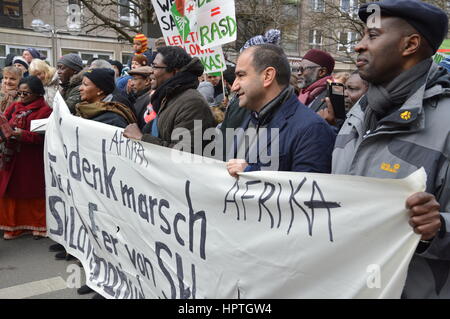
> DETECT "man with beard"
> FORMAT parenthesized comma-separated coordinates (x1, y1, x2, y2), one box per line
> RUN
(332, 0, 450, 298)
(297, 49, 335, 112)
(123, 46, 215, 155)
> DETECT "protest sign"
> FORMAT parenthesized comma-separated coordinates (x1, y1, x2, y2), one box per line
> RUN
(196, 0, 237, 49)
(45, 93, 423, 299)
(152, 0, 226, 73)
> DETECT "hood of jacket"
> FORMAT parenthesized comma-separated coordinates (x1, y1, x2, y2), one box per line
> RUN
(424, 62, 450, 93)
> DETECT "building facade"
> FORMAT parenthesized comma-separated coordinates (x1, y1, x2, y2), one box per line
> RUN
(0, 0, 364, 72)
(0, 0, 139, 68)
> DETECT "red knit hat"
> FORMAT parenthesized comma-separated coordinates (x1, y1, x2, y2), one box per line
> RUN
(302, 49, 335, 74)
(134, 33, 148, 51)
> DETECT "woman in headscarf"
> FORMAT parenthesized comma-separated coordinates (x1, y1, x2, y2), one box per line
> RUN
(75, 68, 136, 128)
(29, 59, 59, 108)
(0, 66, 22, 113)
(0, 76, 52, 239)
(22, 48, 44, 64)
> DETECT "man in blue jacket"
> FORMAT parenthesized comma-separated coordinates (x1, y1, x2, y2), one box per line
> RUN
(226, 44, 336, 176)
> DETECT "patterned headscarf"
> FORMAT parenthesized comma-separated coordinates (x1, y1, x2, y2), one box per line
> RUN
(240, 29, 281, 52)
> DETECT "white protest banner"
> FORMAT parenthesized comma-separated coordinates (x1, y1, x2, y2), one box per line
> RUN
(197, 0, 237, 50)
(152, 0, 226, 73)
(45, 94, 423, 299)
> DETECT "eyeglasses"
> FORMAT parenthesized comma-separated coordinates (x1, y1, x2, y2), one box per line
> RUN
(17, 91, 32, 97)
(150, 63, 167, 69)
(298, 66, 321, 74)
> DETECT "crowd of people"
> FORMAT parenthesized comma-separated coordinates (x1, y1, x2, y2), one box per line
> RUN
(0, 0, 449, 299)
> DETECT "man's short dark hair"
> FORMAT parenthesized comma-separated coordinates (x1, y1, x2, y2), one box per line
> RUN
(157, 46, 192, 73)
(248, 44, 291, 87)
(223, 66, 236, 85)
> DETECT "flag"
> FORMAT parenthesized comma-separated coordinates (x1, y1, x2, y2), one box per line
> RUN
(170, 0, 197, 42)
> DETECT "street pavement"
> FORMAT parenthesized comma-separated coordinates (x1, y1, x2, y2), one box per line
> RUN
(0, 231, 93, 299)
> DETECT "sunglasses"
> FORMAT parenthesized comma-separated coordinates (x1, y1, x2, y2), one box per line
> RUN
(298, 66, 321, 74)
(150, 63, 167, 69)
(17, 91, 32, 97)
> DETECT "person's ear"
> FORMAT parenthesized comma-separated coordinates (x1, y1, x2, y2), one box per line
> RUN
(318, 67, 328, 78)
(262, 67, 276, 88)
(402, 34, 421, 57)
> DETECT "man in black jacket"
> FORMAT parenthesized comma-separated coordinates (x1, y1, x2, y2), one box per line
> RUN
(123, 46, 215, 155)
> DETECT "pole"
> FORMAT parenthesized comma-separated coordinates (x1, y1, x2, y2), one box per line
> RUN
(221, 69, 226, 105)
(52, 31, 57, 67)
(52, 0, 57, 66)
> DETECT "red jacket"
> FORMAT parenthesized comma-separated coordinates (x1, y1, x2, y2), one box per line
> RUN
(0, 97, 52, 198)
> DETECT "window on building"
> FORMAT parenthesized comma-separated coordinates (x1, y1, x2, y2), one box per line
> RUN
(0, 0, 23, 28)
(340, 0, 358, 16)
(0, 45, 6, 70)
(338, 31, 358, 53)
(61, 49, 113, 66)
(309, 30, 323, 49)
(119, 0, 137, 27)
(4, 4, 19, 16)
(0, 45, 51, 69)
(282, 3, 298, 17)
(282, 29, 299, 53)
(9, 46, 51, 62)
(121, 52, 133, 66)
(309, 0, 325, 12)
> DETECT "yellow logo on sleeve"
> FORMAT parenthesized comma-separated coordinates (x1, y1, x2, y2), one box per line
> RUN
(400, 111, 412, 120)
(380, 162, 400, 173)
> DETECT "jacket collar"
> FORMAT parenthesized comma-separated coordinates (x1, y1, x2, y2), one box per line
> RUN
(241, 89, 298, 131)
(373, 63, 447, 132)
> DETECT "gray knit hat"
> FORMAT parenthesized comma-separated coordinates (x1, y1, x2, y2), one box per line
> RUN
(57, 53, 83, 72)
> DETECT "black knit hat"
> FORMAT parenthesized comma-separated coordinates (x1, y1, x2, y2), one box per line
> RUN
(19, 75, 45, 96)
(83, 68, 116, 95)
(359, 0, 448, 53)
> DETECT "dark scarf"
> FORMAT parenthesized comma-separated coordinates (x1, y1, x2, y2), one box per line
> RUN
(364, 58, 432, 132)
(150, 58, 204, 113)
(249, 86, 294, 128)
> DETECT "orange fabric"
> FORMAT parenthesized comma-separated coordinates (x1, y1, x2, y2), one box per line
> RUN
(0, 197, 46, 239)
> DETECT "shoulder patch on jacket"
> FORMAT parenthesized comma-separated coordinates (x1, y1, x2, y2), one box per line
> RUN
(379, 107, 420, 126)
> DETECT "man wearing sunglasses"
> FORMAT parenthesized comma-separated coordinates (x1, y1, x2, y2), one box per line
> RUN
(297, 49, 335, 112)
